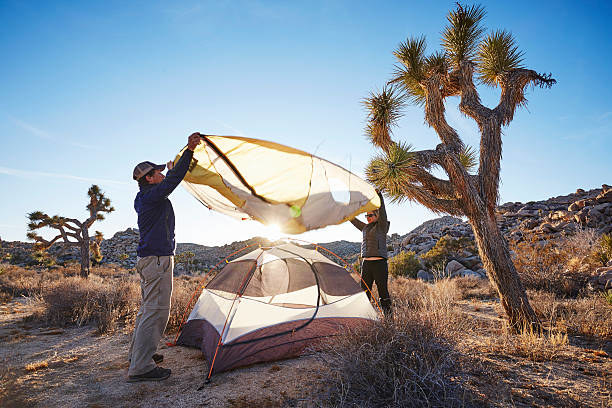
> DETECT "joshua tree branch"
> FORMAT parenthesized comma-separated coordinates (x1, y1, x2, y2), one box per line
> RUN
(410, 167, 458, 199)
(64, 218, 82, 228)
(62, 222, 81, 233)
(399, 180, 464, 215)
(495, 69, 556, 126)
(31, 234, 63, 249)
(457, 62, 494, 124)
(423, 76, 464, 151)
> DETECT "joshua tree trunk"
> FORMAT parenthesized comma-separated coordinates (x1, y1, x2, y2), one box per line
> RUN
(79, 230, 91, 278)
(469, 211, 539, 332)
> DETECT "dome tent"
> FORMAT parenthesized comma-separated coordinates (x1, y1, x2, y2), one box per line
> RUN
(176, 242, 379, 378)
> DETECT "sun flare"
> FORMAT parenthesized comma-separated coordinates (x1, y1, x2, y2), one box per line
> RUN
(260, 223, 284, 241)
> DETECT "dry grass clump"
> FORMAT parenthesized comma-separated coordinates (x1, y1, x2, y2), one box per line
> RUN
(501, 327, 569, 362)
(317, 317, 466, 407)
(25, 360, 50, 372)
(316, 279, 475, 408)
(453, 277, 498, 300)
(529, 290, 612, 338)
(167, 276, 205, 334)
(512, 229, 603, 297)
(0, 263, 207, 335)
(0, 264, 64, 298)
(38, 275, 140, 334)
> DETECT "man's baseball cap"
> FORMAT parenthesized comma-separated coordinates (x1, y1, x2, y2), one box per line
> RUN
(133, 161, 166, 180)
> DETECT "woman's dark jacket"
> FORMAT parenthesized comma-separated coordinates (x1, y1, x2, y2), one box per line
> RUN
(350, 192, 390, 259)
(134, 149, 193, 258)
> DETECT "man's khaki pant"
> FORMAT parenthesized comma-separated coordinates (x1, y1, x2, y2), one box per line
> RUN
(128, 255, 173, 376)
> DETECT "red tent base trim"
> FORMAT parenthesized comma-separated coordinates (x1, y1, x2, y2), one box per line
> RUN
(177, 317, 374, 374)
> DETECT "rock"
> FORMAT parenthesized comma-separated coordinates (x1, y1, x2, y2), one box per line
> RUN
(461, 255, 482, 269)
(537, 223, 556, 233)
(417, 270, 434, 282)
(475, 268, 488, 278)
(453, 269, 486, 279)
(596, 189, 612, 203)
(588, 267, 612, 291)
(445, 260, 465, 276)
(520, 219, 540, 230)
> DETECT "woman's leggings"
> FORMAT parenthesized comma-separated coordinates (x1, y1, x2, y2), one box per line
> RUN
(361, 259, 392, 313)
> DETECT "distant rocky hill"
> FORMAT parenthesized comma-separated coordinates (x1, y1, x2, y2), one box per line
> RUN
(1, 185, 610, 283)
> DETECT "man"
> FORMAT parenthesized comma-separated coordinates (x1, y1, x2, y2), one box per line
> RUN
(127, 132, 201, 382)
(349, 190, 392, 315)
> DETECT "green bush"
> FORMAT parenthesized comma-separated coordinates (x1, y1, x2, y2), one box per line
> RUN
(591, 233, 612, 266)
(351, 258, 361, 274)
(388, 251, 421, 278)
(604, 290, 612, 306)
(421, 235, 477, 269)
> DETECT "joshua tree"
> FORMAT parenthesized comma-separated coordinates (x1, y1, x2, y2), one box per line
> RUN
(90, 231, 104, 265)
(176, 250, 195, 273)
(27, 185, 114, 278)
(364, 4, 555, 331)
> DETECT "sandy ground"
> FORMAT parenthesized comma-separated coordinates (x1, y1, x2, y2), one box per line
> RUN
(0, 298, 325, 408)
(2, 296, 611, 408)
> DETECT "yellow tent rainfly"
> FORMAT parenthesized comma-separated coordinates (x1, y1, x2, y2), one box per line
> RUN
(175, 135, 380, 234)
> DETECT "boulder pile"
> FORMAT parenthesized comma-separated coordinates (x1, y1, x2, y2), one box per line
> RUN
(390, 185, 612, 285)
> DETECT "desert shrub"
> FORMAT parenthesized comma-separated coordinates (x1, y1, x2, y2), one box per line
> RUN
(591, 233, 612, 266)
(317, 315, 465, 407)
(167, 276, 204, 334)
(38, 275, 140, 334)
(489, 325, 569, 363)
(315, 276, 475, 407)
(512, 230, 601, 297)
(351, 258, 361, 274)
(604, 290, 612, 306)
(421, 235, 477, 269)
(388, 250, 421, 278)
(0, 265, 64, 298)
(30, 250, 56, 267)
(390, 277, 429, 309)
(453, 276, 497, 300)
(528, 290, 612, 338)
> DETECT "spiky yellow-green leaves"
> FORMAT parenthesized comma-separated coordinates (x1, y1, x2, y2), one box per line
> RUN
(366, 142, 416, 203)
(459, 145, 478, 173)
(442, 4, 486, 66)
(86, 184, 115, 214)
(363, 86, 405, 150)
(424, 51, 449, 77)
(391, 36, 427, 106)
(477, 30, 524, 86)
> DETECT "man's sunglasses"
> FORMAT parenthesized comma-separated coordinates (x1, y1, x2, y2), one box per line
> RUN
(366, 213, 376, 218)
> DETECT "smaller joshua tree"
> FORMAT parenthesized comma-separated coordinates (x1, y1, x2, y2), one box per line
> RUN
(27, 185, 114, 277)
(90, 231, 104, 265)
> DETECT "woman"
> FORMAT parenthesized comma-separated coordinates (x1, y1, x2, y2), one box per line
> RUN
(350, 190, 391, 314)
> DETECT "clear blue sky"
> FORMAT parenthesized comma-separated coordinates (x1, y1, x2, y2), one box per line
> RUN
(1, 1, 610, 246)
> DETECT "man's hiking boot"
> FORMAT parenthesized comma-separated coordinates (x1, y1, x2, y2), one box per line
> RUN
(128, 353, 164, 364)
(127, 366, 171, 383)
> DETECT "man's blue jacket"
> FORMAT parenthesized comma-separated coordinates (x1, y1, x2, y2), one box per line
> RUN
(134, 149, 193, 257)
